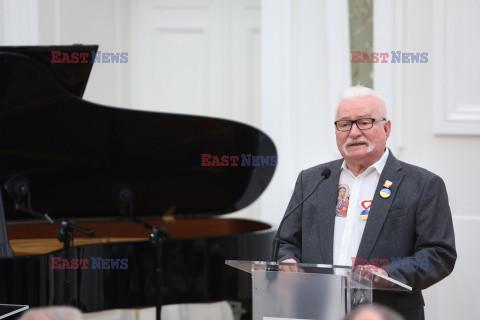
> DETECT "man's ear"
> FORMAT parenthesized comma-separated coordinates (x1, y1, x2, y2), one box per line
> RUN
(385, 120, 392, 139)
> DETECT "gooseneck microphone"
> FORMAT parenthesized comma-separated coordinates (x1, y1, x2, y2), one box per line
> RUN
(3, 175, 95, 237)
(112, 183, 173, 238)
(271, 168, 331, 262)
(4, 175, 30, 211)
(112, 183, 134, 217)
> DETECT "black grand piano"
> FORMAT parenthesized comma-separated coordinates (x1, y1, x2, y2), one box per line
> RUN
(0, 45, 277, 315)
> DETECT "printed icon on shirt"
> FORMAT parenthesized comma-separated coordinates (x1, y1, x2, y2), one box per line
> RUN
(336, 184, 350, 217)
(360, 200, 372, 220)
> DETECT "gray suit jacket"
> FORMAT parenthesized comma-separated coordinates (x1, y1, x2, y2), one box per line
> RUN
(277, 151, 456, 317)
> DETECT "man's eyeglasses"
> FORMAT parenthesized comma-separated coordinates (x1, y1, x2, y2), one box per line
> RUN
(334, 118, 386, 132)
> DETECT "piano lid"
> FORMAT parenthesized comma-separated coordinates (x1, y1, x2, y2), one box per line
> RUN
(0, 45, 98, 98)
(0, 46, 277, 220)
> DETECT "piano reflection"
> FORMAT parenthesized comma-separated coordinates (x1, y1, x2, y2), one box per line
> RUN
(0, 45, 277, 315)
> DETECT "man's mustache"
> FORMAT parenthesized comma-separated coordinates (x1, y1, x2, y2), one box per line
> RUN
(342, 136, 373, 155)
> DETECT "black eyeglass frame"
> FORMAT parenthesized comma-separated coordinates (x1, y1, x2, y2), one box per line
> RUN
(334, 118, 387, 131)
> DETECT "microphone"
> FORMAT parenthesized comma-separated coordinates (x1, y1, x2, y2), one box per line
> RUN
(113, 184, 133, 203)
(111, 183, 174, 240)
(3, 175, 95, 237)
(4, 175, 30, 210)
(112, 183, 134, 217)
(271, 168, 331, 262)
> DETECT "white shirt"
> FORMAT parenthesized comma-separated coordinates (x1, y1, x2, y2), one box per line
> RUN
(333, 149, 389, 267)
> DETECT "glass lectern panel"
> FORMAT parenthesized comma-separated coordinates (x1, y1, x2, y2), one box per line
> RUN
(226, 260, 411, 320)
(225, 260, 412, 291)
(253, 269, 346, 320)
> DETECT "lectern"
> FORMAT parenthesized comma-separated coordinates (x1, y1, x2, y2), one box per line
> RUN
(226, 260, 411, 320)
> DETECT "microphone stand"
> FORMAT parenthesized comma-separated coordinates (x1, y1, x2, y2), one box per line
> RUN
(132, 210, 172, 320)
(271, 169, 331, 262)
(113, 184, 172, 320)
(129, 209, 172, 320)
(150, 226, 172, 320)
(12, 194, 95, 306)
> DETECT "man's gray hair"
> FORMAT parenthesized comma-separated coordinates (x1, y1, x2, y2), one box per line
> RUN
(344, 304, 404, 320)
(337, 85, 388, 118)
(19, 306, 82, 320)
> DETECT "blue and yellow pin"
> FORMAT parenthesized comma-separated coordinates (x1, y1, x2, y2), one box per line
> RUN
(360, 209, 369, 220)
(360, 200, 372, 220)
(380, 180, 393, 198)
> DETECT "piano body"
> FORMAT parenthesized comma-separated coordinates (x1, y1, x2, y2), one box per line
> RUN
(0, 45, 277, 313)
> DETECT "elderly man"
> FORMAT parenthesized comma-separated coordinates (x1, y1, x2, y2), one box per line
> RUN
(277, 86, 456, 320)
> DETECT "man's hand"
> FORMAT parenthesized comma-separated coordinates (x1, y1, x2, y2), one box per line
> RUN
(354, 265, 391, 288)
(278, 258, 305, 273)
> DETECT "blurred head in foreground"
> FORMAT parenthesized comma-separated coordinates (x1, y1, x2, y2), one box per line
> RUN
(19, 306, 82, 320)
(344, 304, 404, 320)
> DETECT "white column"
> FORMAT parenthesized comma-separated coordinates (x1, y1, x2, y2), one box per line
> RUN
(260, 0, 351, 225)
(373, 0, 404, 155)
(260, 0, 293, 225)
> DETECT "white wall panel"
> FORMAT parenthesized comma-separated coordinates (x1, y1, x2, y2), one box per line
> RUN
(0, 0, 3, 43)
(230, 0, 261, 125)
(1, 0, 39, 44)
(433, 0, 480, 135)
(153, 26, 208, 114)
(400, 1, 480, 319)
(132, 0, 259, 125)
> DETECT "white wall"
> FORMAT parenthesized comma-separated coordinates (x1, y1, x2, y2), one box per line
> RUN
(398, 1, 480, 319)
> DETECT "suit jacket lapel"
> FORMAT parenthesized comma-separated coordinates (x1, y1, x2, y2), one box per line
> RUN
(317, 160, 342, 264)
(356, 152, 404, 260)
